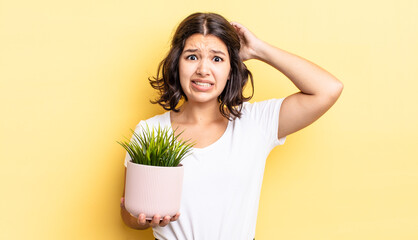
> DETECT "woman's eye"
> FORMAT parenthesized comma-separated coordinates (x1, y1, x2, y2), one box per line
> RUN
(213, 56, 223, 62)
(186, 55, 197, 60)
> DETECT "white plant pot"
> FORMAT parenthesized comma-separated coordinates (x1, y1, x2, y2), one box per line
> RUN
(124, 161, 184, 220)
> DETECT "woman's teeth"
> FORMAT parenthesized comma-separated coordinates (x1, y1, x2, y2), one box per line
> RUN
(194, 82, 211, 87)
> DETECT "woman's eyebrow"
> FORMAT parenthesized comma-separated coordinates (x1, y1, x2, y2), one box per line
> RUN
(183, 48, 199, 53)
(210, 50, 226, 56)
(183, 48, 226, 56)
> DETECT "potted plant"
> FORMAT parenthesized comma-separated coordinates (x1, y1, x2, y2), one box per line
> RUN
(118, 124, 194, 220)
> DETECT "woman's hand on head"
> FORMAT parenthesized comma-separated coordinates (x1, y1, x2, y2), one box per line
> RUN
(230, 22, 264, 61)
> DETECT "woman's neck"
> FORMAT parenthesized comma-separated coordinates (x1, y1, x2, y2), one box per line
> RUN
(173, 101, 225, 125)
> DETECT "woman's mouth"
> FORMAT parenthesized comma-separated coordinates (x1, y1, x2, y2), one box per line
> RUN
(193, 81, 212, 87)
(191, 81, 214, 91)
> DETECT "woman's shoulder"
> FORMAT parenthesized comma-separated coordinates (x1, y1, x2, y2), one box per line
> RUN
(135, 111, 170, 128)
(241, 98, 285, 113)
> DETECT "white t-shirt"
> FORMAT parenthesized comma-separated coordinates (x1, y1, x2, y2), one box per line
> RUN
(124, 98, 287, 240)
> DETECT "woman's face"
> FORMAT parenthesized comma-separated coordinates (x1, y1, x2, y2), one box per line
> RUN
(178, 33, 231, 105)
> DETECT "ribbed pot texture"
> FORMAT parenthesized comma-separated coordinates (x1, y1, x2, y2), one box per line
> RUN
(124, 161, 184, 220)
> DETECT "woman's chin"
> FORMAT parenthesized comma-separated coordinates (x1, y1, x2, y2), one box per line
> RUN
(186, 96, 219, 105)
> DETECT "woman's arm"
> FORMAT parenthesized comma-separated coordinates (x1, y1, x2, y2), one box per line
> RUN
(121, 199, 151, 230)
(231, 22, 343, 139)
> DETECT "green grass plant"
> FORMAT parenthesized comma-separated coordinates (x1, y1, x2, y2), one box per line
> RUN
(117, 124, 194, 167)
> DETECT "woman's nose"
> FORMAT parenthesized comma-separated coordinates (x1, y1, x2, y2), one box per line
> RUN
(196, 59, 210, 76)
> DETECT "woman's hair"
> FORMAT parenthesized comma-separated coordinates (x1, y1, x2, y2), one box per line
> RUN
(149, 12, 254, 120)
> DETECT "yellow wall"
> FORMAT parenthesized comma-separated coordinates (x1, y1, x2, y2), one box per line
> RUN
(1, 0, 417, 239)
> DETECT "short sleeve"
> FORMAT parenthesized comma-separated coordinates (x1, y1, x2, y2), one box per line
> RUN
(245, 98, 287, 150)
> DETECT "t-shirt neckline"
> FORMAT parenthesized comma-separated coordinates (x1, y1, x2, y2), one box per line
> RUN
(165, 111, 232, 153)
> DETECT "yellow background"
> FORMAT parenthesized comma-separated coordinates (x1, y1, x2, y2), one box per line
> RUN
(1, 0, 417, 239)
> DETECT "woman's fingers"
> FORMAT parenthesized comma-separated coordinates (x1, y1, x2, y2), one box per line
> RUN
(230, 21, 262, 61)
(230, 21, 244, 30)
(159, 216, 171, 227)
(120, 197, 125, 208)
(230, 22, 245, 40)
(149, 214, 161, 228)
(230, 22, 250, 38)
(135, 212, 181, 227)
(137, 213, 148, 225)
(158, 212, 180, 227)
(171, 212, 180, 222)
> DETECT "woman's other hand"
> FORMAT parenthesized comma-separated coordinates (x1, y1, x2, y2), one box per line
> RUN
(120, 197, 180, 228)
(139, 212, 181, 228)
(230, 21, 264, 61)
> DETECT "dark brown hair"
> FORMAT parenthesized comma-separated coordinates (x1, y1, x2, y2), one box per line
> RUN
(149, 12, 254, 120)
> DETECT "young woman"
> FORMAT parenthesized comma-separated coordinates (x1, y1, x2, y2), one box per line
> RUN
(120, 12, 343, 239)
